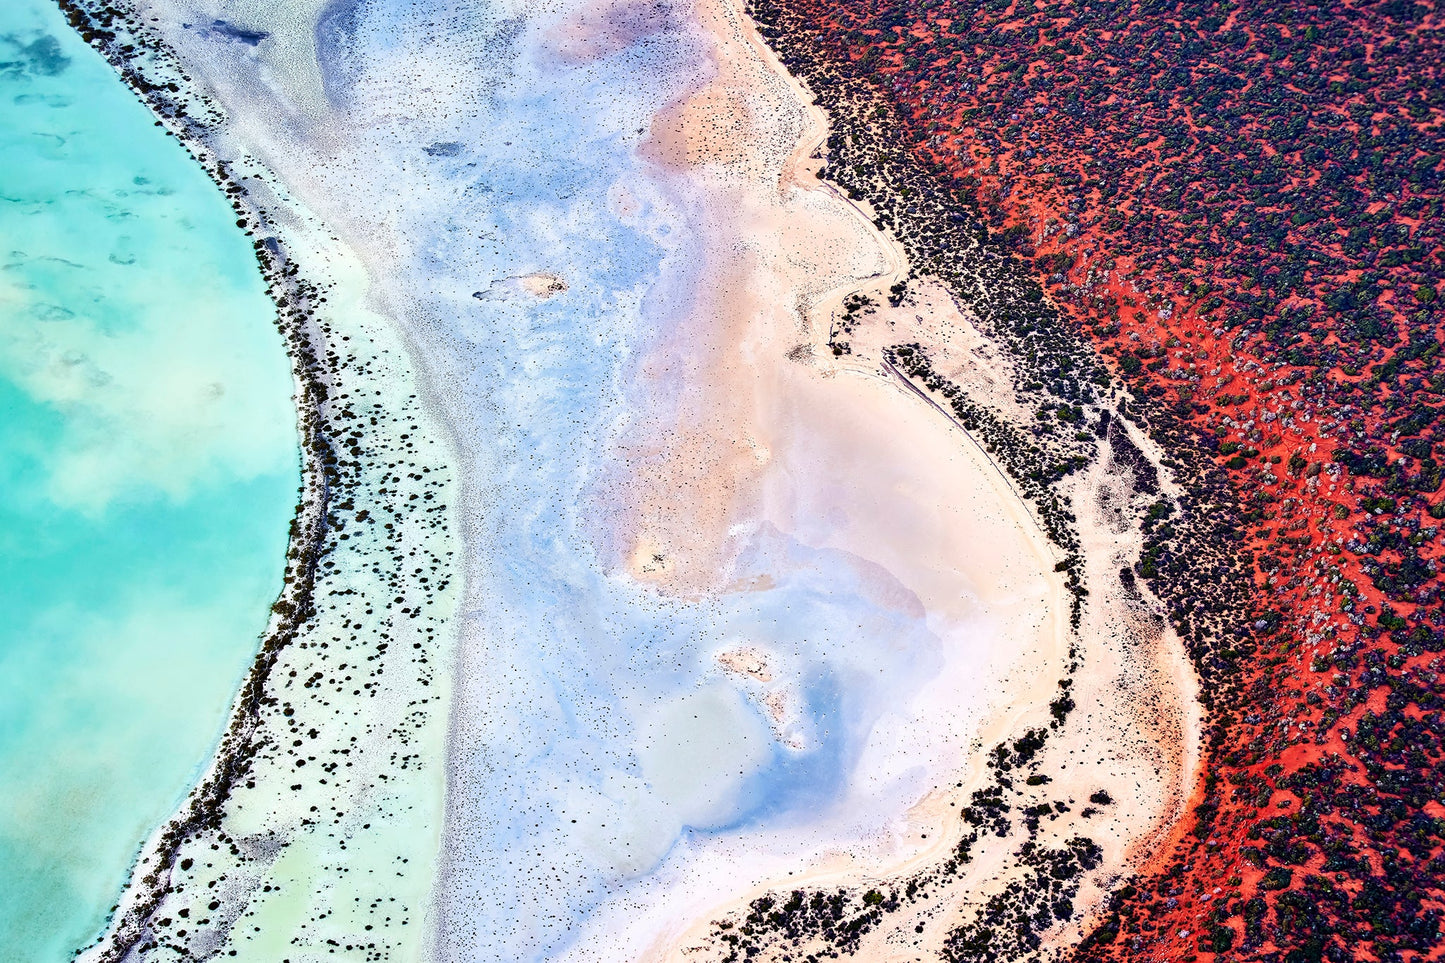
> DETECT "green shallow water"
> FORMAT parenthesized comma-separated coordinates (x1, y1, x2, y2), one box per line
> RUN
(0, 3, 298, 959)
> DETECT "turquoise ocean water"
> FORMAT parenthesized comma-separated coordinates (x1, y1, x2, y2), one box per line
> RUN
(0, 3, 298, 958)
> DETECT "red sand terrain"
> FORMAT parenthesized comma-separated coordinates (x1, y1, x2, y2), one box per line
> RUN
(767, 0, 1445, 959)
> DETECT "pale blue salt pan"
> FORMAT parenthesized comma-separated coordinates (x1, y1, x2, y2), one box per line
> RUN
(90, 0, 1012, 959)
(210, 3, 954, 957)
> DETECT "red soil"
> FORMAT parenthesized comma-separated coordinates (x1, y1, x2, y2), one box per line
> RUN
(769, 0, 1445, 958)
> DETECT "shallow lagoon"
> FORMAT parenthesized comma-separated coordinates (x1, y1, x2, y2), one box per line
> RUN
(0, 2, 297, 957)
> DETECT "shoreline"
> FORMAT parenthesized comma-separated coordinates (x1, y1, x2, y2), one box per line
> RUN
(55, 5, 338, 957)
(57, 2, 461, 961)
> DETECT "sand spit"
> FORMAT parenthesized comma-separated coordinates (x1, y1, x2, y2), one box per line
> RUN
(473, 272, 570, 302)
(58, 3, 460, 961)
